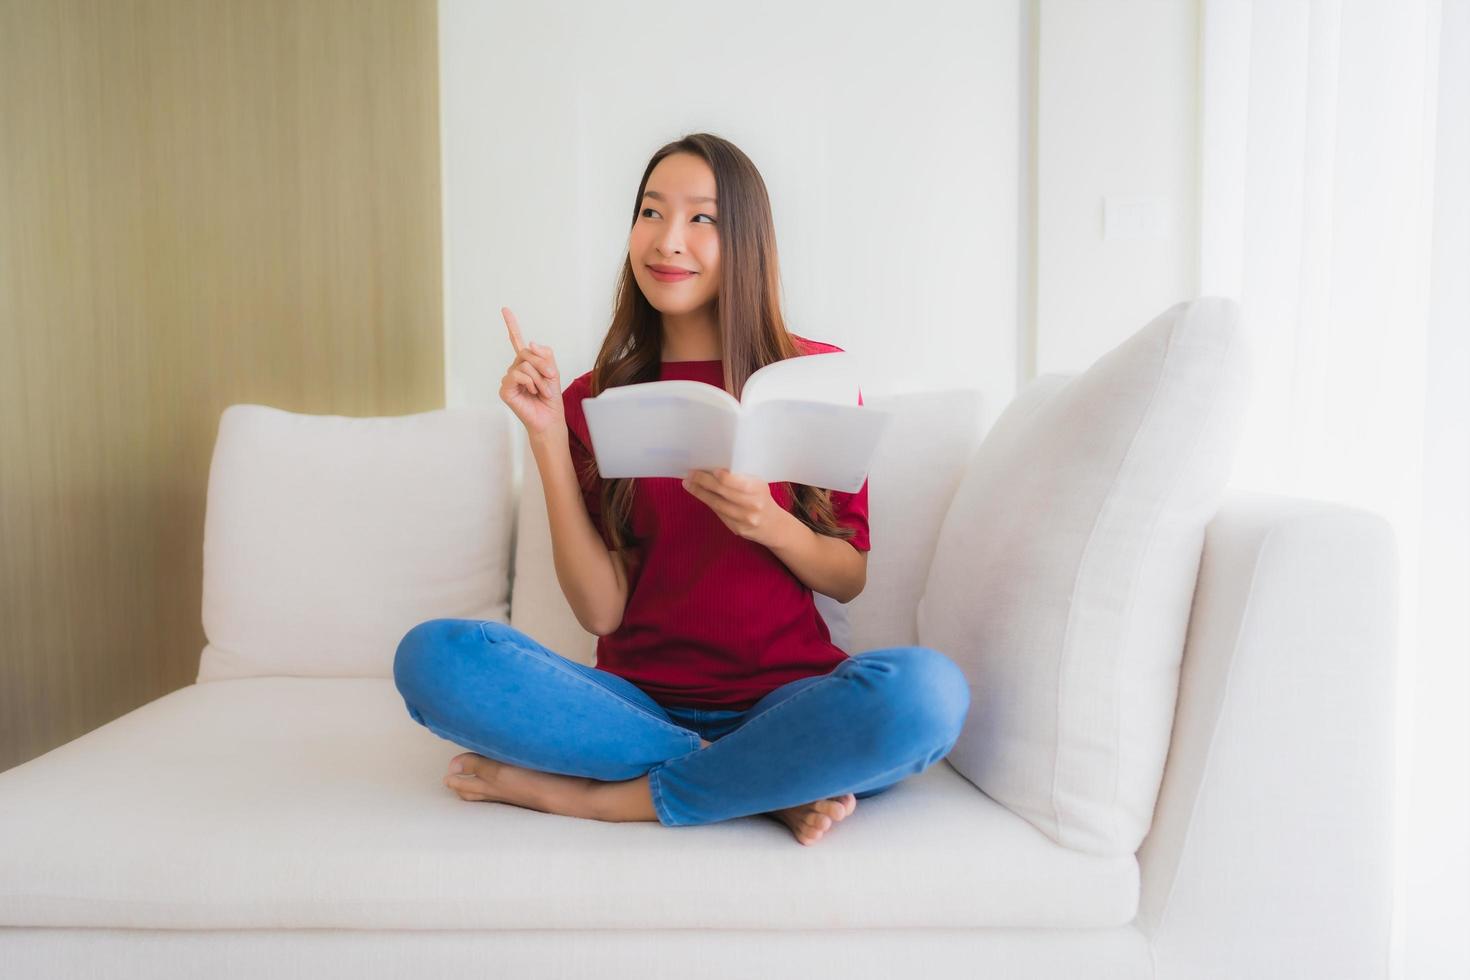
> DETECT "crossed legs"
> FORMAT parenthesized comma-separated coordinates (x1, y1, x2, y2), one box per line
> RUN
(393, 619, 968, 843)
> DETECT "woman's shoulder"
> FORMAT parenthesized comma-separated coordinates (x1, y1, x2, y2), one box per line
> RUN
(561, 369, 597, 408)
(560, 370, 597, 440)
(790, 334, 846, 356)
(789, 335, 862, 406)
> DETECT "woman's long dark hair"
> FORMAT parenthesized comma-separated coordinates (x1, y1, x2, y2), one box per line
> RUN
(582, 133, 858, 558)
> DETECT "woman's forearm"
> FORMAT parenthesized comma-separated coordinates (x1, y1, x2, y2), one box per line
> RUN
(765, 509, 867, 603)
(531, 429, 628, 635)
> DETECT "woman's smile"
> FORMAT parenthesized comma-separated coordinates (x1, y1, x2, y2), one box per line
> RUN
(648, 265, 696, 283)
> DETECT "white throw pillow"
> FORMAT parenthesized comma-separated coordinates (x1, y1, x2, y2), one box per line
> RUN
(197, 404, 515, 681)
(918, 297, 1253, 856)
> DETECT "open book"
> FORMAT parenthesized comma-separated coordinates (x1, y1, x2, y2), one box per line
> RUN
(580, 351, 894, 493)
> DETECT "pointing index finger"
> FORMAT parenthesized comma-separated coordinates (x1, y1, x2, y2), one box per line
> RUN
(502, 307, 527, 354)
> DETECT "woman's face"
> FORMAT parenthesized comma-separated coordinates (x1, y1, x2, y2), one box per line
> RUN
(629, 153, 720, 316)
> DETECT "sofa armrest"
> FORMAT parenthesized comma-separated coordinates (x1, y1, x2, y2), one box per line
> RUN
(1136, 489, 1398, 979)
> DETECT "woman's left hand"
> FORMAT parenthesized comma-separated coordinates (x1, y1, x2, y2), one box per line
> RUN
(682, 468, 793, 549)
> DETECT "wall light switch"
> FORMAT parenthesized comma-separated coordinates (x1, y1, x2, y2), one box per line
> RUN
(1103, 195, 1169, 241)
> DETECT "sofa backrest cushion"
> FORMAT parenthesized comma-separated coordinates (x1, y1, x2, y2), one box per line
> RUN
(197, 404, 515, 681)
(507, 431, 599, 665)
(508, 387, 985, 666)
(840, 387, 985, 652)
(919, 296, 1253, 857)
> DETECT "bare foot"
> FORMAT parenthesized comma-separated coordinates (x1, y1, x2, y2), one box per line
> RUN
(764, 793, 857, 846)
(443, 751, 595, 817)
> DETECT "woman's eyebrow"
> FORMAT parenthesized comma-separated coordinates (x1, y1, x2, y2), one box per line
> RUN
(643, 190, 717, 205)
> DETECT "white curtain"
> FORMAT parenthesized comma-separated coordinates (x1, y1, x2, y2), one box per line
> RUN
(1198, 1, 1469, 977)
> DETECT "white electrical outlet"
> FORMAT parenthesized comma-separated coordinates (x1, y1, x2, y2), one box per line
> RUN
(1103, 195, 1169, 241)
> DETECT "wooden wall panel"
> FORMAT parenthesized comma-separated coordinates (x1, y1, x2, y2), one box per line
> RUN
(0, 0, 443, 770)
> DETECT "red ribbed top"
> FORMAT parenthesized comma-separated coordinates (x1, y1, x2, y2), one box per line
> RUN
(559, 338, 870, 710)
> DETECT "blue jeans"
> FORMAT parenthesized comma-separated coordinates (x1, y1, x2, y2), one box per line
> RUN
(392, 619, 971, 827)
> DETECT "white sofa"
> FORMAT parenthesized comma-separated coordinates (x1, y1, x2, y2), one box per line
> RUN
(0, 299, 1398, 979)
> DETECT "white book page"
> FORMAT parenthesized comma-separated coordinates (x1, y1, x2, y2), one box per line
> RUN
(740, 350, 860, 408)
(732, 399, 895, 492)
(580, 350, 891, 490)
(582, 380, 739, 479)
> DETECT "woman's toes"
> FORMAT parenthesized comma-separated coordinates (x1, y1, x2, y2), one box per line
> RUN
(444, 753, 501, 798)
(444, 771, 477, 796)
(815, 799, 845, 822)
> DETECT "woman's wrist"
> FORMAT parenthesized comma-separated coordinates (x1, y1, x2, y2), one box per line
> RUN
(528, 423, 570, 457)
(762, 507, 810, 554)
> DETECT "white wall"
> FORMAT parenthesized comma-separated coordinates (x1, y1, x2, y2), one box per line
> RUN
(438, 0, 1021, 466)
(1034, 0, 1200, 375)
(439, 0, 1200, 434)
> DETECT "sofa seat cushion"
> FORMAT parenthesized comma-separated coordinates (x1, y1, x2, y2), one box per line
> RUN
(0, 677, 1139, 931)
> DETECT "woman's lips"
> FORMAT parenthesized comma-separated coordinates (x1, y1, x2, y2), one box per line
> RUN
(648, 266, 695, 282)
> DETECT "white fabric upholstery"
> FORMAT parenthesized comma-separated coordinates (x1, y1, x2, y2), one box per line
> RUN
(507, 426, 600, 665)
(842, 388, 986, 653)
(0, 677, 1138, 932)
(919, 297, 1253, 857)
(0, 299, 1401, 978)
(0, 484, 1399, 978)
(1135, 490, 1399, 980)
(0, 926, 1154, 980)
(196, 404, 515, 681)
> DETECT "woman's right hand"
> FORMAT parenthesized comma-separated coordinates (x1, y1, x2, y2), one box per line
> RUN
(498, 306, 565, 439)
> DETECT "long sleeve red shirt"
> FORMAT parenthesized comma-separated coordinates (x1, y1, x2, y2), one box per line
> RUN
(559, 336, 871, 711)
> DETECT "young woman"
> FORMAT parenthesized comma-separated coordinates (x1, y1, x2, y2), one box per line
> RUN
(393, 133, 969, 846)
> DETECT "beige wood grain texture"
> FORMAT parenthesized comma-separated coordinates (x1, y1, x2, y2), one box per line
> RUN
(0, 0, 443, 771)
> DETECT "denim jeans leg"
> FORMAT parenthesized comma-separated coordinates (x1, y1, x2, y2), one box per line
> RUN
(392, 618, 702, 782)
(645, 646, 972, 827)
(733, 673, 902, 801)
(660, 705, 748, 744)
